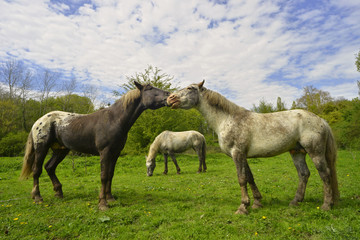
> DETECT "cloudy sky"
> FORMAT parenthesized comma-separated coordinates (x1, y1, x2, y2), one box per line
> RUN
(1, 0, 359, 108)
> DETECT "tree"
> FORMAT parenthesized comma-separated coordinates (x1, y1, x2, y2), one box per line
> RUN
(0, 99, 18, 138)
(0, 59, 24, 100)
(82, 83, 98, 113)
(114, 65, 177, 96)
(61, 77, 77, 111)
(276, 97, 287, 111)
(295, 86, 332, 114)
(18, 69, 34, 131)
(38, 69, 59, 115)
(355, 51, 360, 96)
(252, 98, 275, 113)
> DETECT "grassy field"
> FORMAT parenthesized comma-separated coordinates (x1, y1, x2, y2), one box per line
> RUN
(1, 150, 359, 239)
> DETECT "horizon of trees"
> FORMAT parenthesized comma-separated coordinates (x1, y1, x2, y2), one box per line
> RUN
(1, 53, 360, 157)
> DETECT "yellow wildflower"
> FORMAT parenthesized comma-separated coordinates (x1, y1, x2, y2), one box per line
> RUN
(13, 218, 19, 221)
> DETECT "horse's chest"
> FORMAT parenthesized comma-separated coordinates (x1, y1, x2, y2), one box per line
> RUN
(218, 131, 236, 156)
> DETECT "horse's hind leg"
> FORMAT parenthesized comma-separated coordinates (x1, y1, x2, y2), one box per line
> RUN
(289, 151, 310, 206)
(195, 147, 202, 173)
(195, 145, 206, 173)
(45, 149, 69, 198)
(309, 153, 333, 210)
(31, 146, 49, 202)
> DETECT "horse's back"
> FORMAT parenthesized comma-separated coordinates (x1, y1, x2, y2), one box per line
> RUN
(156, 130, 204, 153)
(236, 109, 329, 158)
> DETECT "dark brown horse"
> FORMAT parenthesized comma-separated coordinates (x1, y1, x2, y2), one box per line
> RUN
(20, 81, 170, 210)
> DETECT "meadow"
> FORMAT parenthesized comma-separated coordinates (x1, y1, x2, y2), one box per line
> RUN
(1, 150, 359, 239)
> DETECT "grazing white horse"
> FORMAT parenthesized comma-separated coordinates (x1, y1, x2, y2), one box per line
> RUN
(146, 130, 207, 176)
(167, 80, 339, 215)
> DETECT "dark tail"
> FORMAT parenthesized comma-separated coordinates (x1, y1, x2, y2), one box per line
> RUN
(20, 131, 35, 180)
(325, 122, 339, 204)
(202, 137, 207, 171)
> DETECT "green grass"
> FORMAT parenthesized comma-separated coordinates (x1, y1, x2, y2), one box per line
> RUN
(1, 151, 359, 239)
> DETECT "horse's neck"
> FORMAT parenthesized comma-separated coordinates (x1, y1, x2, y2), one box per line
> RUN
(109, 96, 144, 131)
(148, 142, 159, 159)
(196, 100, 227, 134)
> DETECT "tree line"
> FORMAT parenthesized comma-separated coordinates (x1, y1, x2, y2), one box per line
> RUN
(1, 53, 360, 157)
(0, 59, 96, 156)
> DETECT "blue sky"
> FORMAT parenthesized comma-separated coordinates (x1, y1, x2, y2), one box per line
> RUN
(0, 0, 359, 108)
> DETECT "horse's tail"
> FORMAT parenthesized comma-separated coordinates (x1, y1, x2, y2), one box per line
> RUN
(20, 131, 35, 180)
(324, 122, 339, 204)
(201, 137, 207, 160)
(201, 135, 207, 171)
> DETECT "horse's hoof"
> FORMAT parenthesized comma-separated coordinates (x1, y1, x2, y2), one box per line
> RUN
(54, 192, 64, 198)
(235, 205, 248, 215)
(252, 203, 263, 209)
(34, 196, 43, 203)
(163, 172, 168, 175)
(106, 197, 116, 203)
(321, 204, 331, 211)
(176, 172, 181, 175)
(98, 203, 109, 211)
(289, 200, 299, 207)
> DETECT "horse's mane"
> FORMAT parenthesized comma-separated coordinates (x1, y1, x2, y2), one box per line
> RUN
(113, 89, 141, 109)
(201, 88, 248, 114)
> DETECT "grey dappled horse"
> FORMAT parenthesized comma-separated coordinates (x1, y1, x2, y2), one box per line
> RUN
(20, 82, 170, 210)
(146, 130, 206, 176)
(167, 80, 339, 214)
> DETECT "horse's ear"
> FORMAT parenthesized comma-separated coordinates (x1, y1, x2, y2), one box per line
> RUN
(134, 81, 143, 90)
(198, 80, 205, 89)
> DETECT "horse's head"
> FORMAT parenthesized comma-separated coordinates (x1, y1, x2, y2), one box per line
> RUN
(146, 155, 156, 176)
(135, 81, 170, 110)
(167, 80, 204, 109)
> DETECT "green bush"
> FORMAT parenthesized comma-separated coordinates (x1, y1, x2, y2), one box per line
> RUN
(0, 131, 28, 157)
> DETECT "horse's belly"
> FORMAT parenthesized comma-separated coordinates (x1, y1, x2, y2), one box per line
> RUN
(247, 138, 297, 158)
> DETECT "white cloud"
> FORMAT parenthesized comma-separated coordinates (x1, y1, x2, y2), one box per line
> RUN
(0, 0, 359, 109)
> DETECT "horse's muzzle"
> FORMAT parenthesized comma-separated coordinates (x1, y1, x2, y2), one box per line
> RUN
(167, 94, 180, 109)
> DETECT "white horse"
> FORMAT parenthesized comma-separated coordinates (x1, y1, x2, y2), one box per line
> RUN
(167, 80, 339, 214)
(146, 130, 207, 176)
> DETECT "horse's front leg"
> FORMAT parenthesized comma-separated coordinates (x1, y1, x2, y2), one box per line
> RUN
(232, 151, 251, 214)
(99, 150, 116, 211)
(170, 154, 181, 174)
(105, 158, 118, 202)
(245, 162, 262, 209)
(163, 154, 168, 175)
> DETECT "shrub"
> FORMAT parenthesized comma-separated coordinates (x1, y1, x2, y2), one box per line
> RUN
(0, 131, 28, 157)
